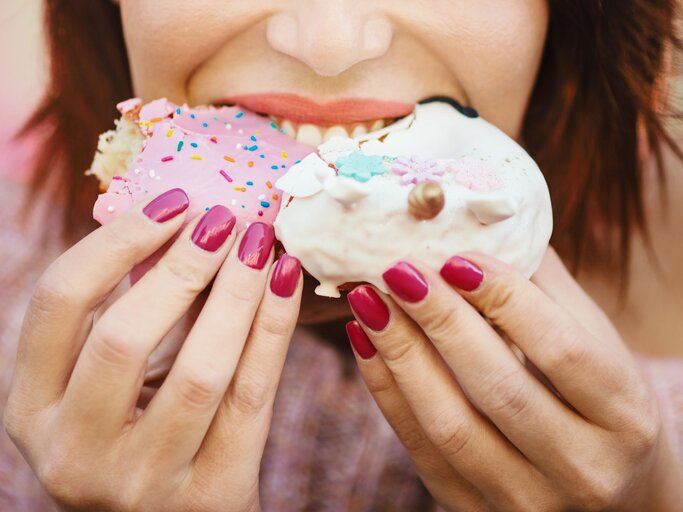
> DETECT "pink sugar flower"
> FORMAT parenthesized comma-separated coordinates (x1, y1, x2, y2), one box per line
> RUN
(446, 156, 502, 193)
(390, 155, 445, 185)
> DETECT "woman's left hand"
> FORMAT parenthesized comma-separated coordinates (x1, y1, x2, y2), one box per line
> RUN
(346, 248, 683, 511)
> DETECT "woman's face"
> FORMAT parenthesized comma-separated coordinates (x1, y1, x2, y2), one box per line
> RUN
(118, 0, 549, 323)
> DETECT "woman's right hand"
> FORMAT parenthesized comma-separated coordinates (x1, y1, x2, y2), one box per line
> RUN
(3, 189, 303, 512)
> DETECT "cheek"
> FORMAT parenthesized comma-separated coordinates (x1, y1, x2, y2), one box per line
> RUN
(415, 0, 549, 137)
(119, 0, 258, 102)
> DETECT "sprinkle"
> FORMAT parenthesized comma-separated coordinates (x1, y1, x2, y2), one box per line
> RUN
(219, 170, 233, 182)
(140, 121, 152, 127)
(224, 155, 236, 163)
(272, 193, 279, 200)
(266, 181, 273, 189)
(260, 201, 271, 208)
(236, 143, 242, 149)
(177, 141, 184, 152)
(190, 142, 198, 148)
(234, 186, 247, 192)
(246, 181, 254, 186)
(205, 207, 210, 211)
(134, 168, 141, 175)
(259, 154, 265, 159)
(250, 135, 257, 142)
(258, 211, 264, 216)
(281, 164, 286, 168)
(107, 205, 116, 213)
(191, 155, 203, 160)
(258, 194, 266, 200)
(149, 170, 156, 178)
(202, 122, 209, 128)
(231, 199, 237, 206)
(210, 136, 218, 144)
(271, 165, 279, 170)
(150, 117, 163, 123)
(242, 205, 245, 208)
(176, 108, 182, 115)
(190, 113, 196, 119)
(280, 128, 285, 134)
(248, 161, 254, 168)
(112, 175, 124, 181)
(270, 121, 278, 129)
(161, 156, 174, 162)
(235, 112, 244, 118)
(213, 116, 219, 121)
(281, 151, 288, 158)
(226, 123, 232, 129)
(256, 130, 261, 135)
(248, 145, 258, 151)
(166, 129, 174, 138)
(295, 160, 301, 164)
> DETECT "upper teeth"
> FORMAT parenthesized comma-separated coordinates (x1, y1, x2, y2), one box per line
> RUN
(270, 116, 392, 146)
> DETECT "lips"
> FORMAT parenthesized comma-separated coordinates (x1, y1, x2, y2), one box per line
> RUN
(216, 93, 414, 126)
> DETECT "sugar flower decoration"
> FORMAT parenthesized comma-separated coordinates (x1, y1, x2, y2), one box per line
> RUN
(390, 155, 445, 185)
(335, 152, 386, 183)
(446, 156, 502, 193)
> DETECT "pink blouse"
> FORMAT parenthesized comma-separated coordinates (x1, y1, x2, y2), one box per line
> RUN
(0, 178, 681, 511)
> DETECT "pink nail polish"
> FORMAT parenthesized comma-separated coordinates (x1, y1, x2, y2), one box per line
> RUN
(346, 321, 377, 360)
(238, 222, 275, 269)
(270, 254, 301, 298)
(143, 188, 189, 223)
(347, 286, 390, 331)
(440, 256, 484, 291)
(191, 205, 236, 252)
(382, 261, 429, 303)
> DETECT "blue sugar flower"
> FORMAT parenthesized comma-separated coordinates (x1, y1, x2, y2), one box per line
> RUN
(335, 152, 386, 183)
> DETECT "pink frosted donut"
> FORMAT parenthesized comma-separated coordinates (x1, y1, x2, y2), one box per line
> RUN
(92, 98, 311, 231)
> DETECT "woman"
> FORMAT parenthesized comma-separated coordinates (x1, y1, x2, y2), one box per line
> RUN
(2, 0, 683, 510)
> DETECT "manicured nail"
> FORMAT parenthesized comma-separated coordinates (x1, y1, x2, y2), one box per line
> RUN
(440, 256, 484, 291)
(270, 254, 301, 298)
(346, 321, 377, 360)
(382, 261, 429, 303)
(191, 205, 236, 252)
(143, 188, 189, 223)
(347, 286, 390, 331)
(238, 222, 275, 269)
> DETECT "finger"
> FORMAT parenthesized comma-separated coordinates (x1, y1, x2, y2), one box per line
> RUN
(347, 322, 488, 512)
(133, 224, 276, 471)
(439, 253, 645, 426)
(347, 286, 546, 509)
(62, 205, 237, 436)
(380, 262, 605, 478)
(531, 247, 625, 347)
(194, 253, 303, 483)
(12, 188, 190, 410)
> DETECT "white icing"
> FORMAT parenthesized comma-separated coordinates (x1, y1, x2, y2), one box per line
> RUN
(274, 102, 553, 297)
(318, 136, 360, 164)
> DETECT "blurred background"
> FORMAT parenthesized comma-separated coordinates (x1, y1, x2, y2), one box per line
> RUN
(0, 0, 46, 183)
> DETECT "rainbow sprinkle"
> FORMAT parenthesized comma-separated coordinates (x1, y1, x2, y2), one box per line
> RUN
(166, 129, 174, 138)
(224, 155, 236, 163)
(219, 170, 233, 182)
(161, 156, 174, 162)
(177, 141, 184, 151)
(191, 155, 203, 161)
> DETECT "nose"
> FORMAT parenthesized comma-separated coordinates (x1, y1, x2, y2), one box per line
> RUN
(266, 0, 393, 77)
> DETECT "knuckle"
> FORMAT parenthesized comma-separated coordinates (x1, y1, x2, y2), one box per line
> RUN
(429, 411, 474, 461)
(479, 271, 521, 323)
(253, 312, 293, 340)
(477, 368, 532, 421)
(629, 407, 661, 454)
(157, 257, 210, 296)
(90, 317, 142, 367)
(31, 268, 78, 316)
(419, 306, 462, 343)
(228, 371, 271, 416)
(38, 454, 83, 506)
(380, 334, 425, 368)
(542, 328, 589, 374)
(175, 367, 224, 410)
(570, 468, 623, 511)
(393, 416, 430, 455)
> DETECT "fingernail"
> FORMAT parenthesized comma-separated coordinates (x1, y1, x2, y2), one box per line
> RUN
(238, 222, 275, 269)
(191, 205, 236, 252)
(346, 321, 377, 360)
(382, 261, 429, 303)
(440, 256, 484, 291)
(347, 286, 390, 331)
(270, 254, 301, 298)
(143, 188, 189, 223)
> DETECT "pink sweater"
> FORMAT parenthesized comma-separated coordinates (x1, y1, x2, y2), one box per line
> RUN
(1, 178, 682, 511)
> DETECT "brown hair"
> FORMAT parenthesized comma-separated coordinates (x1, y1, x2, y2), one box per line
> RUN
(21, 0, 681, 277)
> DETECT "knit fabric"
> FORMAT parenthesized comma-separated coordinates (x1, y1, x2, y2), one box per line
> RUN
(0, 179, 681, 511)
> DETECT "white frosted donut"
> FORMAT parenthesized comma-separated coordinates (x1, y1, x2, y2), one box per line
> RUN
(273, 101, 554, 297)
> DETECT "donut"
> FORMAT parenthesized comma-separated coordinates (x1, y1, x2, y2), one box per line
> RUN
(91, 98, 312, 231)
(273, 100, 553, 297)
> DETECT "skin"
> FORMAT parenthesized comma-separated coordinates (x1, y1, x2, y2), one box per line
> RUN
(4, 0, 683, 510)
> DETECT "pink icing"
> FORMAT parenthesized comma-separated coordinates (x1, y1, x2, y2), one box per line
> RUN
(93, 98, 312, 232)
(445, 156, 502, 193)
